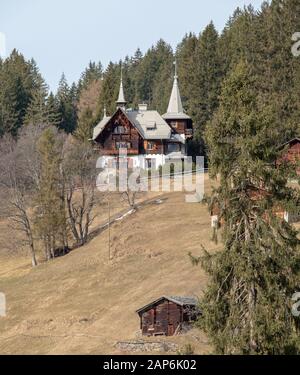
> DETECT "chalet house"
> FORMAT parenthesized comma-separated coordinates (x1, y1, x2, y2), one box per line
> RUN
(92, 65, 193, 170)
(136, 296, 199, 337)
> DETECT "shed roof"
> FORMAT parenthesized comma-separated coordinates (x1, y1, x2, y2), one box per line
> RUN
(136, 296, 198, 314)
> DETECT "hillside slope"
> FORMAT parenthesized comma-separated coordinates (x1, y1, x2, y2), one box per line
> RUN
(0, 179, 218, 354)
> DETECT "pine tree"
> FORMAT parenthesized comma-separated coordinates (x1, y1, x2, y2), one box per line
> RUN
(200, 60, 300, 354)
(34, 127, 67, 260)
(176, 33, 198, 111)
(184, 23, 222, 159)
(24, 74, 49, 126)
(46, 92, 61, 127)
(133, 39, 173, 109)
(78, 61, 103, 93)
(56, 74, 77, 133)
(0, 74, 20, 136)
(254, 0, 300, 139)
(131, 48, 143, 66)
(0, 50, 36, 135)
(151, 41, 174, 113)
(190, 23, 222, 136)
(96, 62, 120, 117)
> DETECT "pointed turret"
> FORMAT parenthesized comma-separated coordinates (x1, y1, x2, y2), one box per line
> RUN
(167, 61, 183, 114)
(116, 66, 127, 110)
(163, 61, 190, 120)
(163, 61, 193, 139)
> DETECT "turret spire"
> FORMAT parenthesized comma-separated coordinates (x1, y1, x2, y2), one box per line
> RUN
(116, 65, 127, 110)
(166, 60, 184, 114)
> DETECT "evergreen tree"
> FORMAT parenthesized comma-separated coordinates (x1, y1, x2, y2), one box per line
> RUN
(200, 60, 300, 354)
(0, 74, 20, 136)
(219, 6, 257, 74)
(24, 74, 49, 126)
(46, 92, 61, 128)
(78, 61, 103, 93)
(96, 62, 120, 118)
(134, 40, 173, 109)
(56, 74, 77, 133)
(151, 41, 174, 113)
(131, 48, 143, 66)
(0, 50, 36, 135)
(34, 127, 67, 260)
(176, 32, 198, 112)
(254, 0, 300, 138)
(190, 22, 222, 135)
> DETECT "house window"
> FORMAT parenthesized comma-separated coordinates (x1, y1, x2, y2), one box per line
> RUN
(147, 142, 155, 151)
(114, 125, 126, 134)
(116, 142, 131, 149)
(170, 121, 178, 128)
(167, 143, 180, 153)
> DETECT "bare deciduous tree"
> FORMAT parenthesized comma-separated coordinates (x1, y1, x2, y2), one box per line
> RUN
(0, 129, 43, 267)
(63, 137, 98, 246)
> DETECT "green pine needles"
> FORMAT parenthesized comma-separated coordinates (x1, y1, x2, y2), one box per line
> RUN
(199, 60, 300, 355)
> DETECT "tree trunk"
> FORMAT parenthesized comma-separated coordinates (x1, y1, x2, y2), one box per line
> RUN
(67, 195, 80, 243)
(28, 234, 37, 267)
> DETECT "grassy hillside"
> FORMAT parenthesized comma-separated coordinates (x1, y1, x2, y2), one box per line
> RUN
(0, 175, 219, 354)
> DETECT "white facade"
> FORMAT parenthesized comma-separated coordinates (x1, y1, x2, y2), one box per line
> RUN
(97, 151, 188, 171)
(97, 154, 166, 170)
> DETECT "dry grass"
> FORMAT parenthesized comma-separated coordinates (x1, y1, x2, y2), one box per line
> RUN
(0, 174, 219, 354)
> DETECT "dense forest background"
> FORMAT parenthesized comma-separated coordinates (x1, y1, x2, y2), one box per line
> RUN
(1, 0, 300, 156)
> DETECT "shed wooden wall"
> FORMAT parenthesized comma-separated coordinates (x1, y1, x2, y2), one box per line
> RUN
(140, 300, 182, 336)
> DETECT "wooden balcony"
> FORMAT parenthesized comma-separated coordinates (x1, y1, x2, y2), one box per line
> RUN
(94, 147, 139, 156)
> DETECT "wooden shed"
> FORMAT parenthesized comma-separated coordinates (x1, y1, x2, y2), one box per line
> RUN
(136, 296, 199, 337)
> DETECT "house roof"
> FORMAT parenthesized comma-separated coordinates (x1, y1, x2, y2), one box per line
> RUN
(136, 296, 198, 314)
(93, 108, 171, 141)
(126, 110, 171, 140)
(162, 112, 191, 120)
(92, 115, 111, 141)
